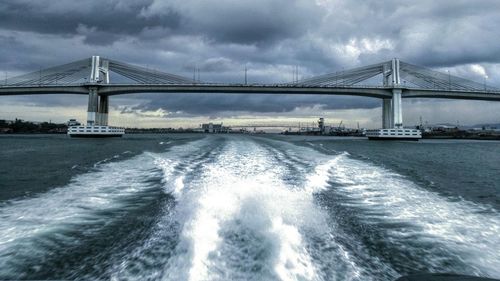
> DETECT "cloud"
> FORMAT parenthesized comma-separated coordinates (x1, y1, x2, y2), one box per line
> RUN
(142, 0, 323, 44)
(0, 0, 181, 45)
(124, 93, 380, 116)
(0, 0, 499, 125)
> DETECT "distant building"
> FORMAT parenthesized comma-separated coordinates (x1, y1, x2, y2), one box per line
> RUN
(430, 124, 459, 132)
(201, 122, 229, 133)
(67, 119, 81, 126)
(318, 118, 325, 133)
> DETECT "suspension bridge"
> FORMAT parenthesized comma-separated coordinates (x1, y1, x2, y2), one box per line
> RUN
(0, 56, 499, 129)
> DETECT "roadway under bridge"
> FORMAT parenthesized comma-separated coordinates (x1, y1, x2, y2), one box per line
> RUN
(1, 56, 499, 129)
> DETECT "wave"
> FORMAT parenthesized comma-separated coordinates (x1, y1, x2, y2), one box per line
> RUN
(0, 152, 162, 278)
(1, 135, 498, 281)
(324, 153, 500, 278)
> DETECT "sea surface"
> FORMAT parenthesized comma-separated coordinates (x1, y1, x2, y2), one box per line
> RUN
(0, 134, 499, 281)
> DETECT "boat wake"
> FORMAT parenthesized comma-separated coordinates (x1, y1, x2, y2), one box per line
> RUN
(0, 136, 498, 281)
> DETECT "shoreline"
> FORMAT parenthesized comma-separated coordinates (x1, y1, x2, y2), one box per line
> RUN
(2, 132, 500, 141)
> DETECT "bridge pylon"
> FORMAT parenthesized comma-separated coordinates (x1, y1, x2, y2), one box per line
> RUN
(86, 56, 110, 126)
(381, 58, 404, 129)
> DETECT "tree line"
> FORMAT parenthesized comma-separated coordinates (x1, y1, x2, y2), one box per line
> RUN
(0, 119, 67, 133)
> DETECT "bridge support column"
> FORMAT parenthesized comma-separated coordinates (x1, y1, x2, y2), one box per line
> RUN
(392, 88, 403, 128)
(382, 98, 393, 129)
(98, 95, 109, 126)
(87, 88, 98, 126)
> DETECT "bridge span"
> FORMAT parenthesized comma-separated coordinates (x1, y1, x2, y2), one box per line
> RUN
(1, 84, 497, 100)
(1, 56, 499, 129)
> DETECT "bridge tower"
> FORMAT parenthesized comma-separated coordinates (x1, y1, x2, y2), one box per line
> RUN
(382, 63, 392, 128)
(87, 56, 110, 126)
(97, 60, 110, 126)
(382, 58, 403, 129)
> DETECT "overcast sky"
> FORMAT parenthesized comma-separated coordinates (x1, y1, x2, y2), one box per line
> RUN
(1, 0, 499, 128)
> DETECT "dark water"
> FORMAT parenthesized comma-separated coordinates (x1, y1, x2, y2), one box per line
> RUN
(0, 134, 498, 280)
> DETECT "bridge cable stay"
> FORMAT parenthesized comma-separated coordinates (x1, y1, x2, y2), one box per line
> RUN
(3, 58, 92, 86)
(289, 61, 389, 86)
(2, 57, 499, 95)
(106, 59, 196, 84)
(399, 62, 498, 92)
(2, 57, 197, 87)
(291, 60, 499, 94)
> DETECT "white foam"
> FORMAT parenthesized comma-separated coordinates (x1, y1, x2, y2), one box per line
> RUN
(159, 140, 333, 281)
(304, 156, 341, 193)
(107, 138, 230, 279)
(153, 138, 216, 198)
(6, 136, 495, 280)
(0, 138, 220, 279)
(328, 154, 500, 277)
(0, 153, 161, 268)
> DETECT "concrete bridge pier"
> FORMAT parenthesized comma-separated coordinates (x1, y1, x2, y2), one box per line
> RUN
(87, 88, 98, 126)
(86, 91, 109, 126)
(382, 98, 393, 129)
(392, 88, 403, 128)
(98, 95, 109, 126)
(381, 90, 404, 129)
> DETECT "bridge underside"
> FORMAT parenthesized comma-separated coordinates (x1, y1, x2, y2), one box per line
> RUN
(1, 85, 498, 101)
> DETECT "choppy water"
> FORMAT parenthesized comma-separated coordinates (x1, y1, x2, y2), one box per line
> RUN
(0, 134, 499, 280)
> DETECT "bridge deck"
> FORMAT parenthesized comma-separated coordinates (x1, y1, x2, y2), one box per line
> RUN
(1, 84, 499, 101)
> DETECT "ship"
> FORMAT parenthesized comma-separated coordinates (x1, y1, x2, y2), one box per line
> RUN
(365, 128, 422, 141)
(67, 125, 125, 138)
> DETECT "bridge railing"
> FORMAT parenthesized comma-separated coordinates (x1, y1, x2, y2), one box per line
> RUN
(1, 82, 500, 95)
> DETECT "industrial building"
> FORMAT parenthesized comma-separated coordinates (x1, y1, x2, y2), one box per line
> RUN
(200, 123, 230, 133)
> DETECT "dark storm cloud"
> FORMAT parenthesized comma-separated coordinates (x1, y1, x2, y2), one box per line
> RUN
(0, 0, 321, 46)
(0, 0, 181, 45)
(348, 0, 500, 67)
(124, 94, 379, 116)
(174, 0, 323, 44)
(0, 0, 500, 118)
(3, 95, 89, 108)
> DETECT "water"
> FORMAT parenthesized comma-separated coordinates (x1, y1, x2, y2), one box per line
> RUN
(0, 134, 499, 280)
